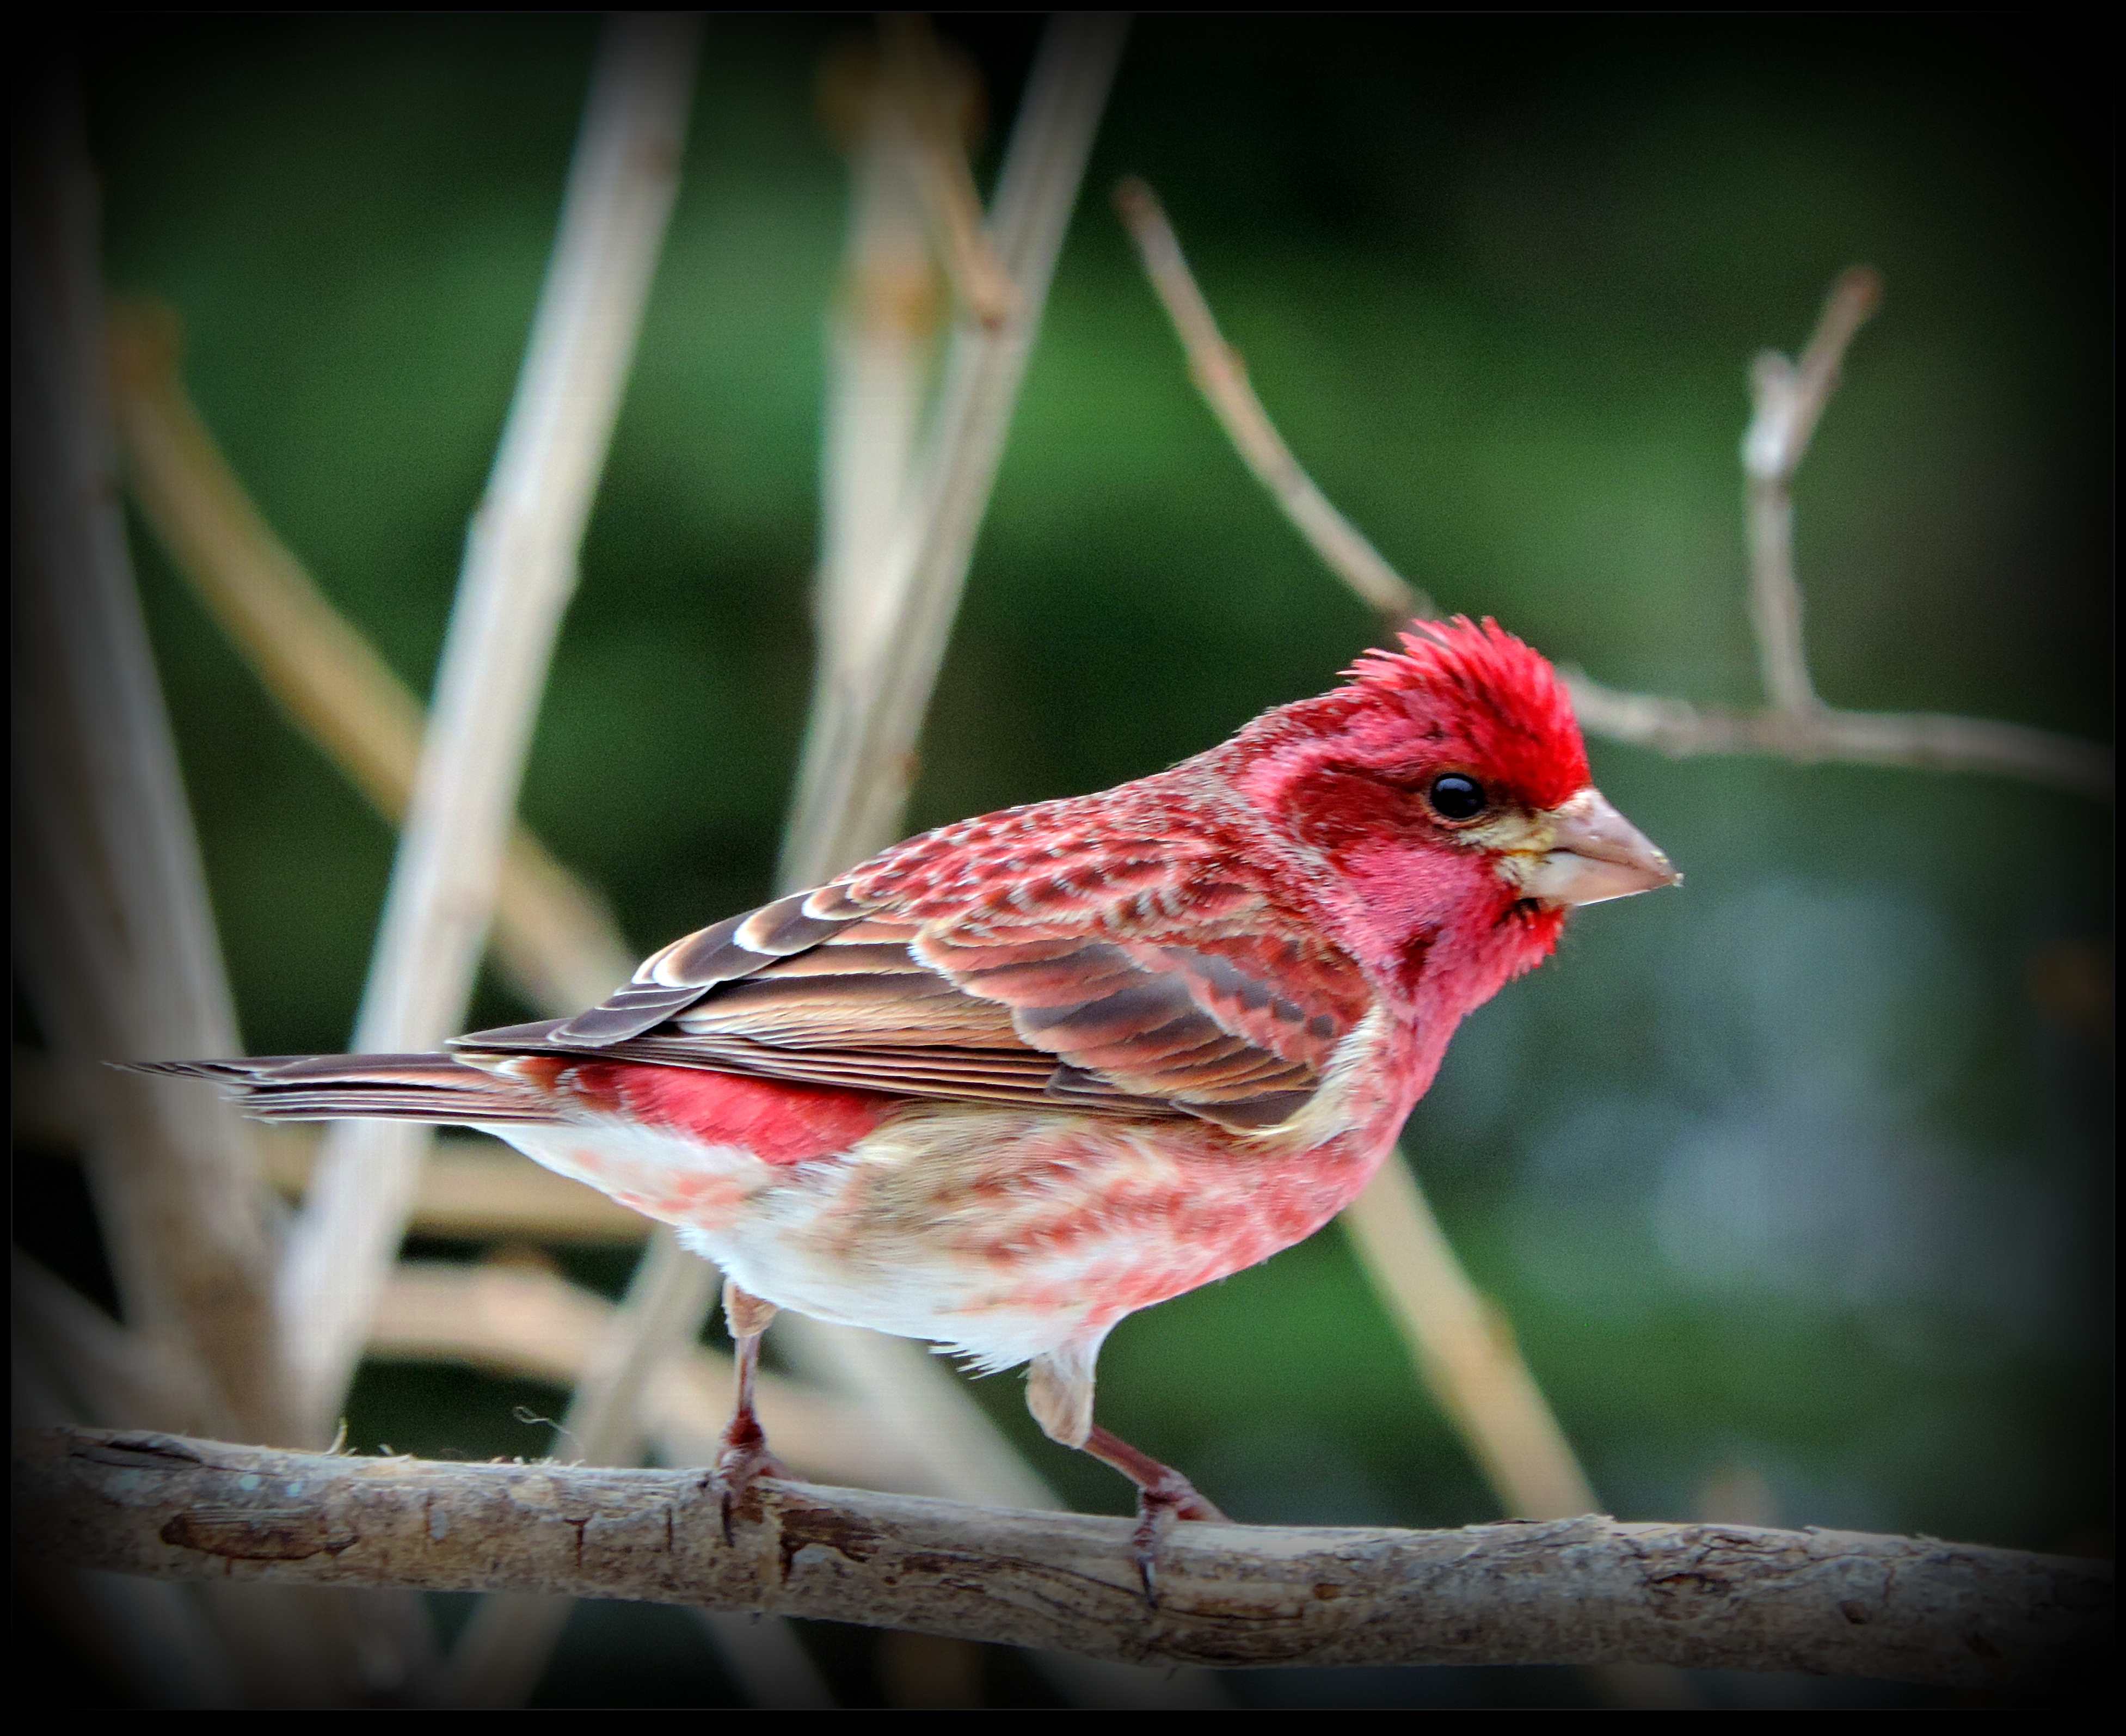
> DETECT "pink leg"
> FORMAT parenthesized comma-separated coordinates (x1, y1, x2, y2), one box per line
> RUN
(709, 1283, 787, 1541)
(1081, 1424, 1228, 1604)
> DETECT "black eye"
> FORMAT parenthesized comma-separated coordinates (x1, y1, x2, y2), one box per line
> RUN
(1428, 773, 1487, 821)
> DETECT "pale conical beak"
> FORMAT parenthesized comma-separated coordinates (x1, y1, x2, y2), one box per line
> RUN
(1516, 787, 1679, 906)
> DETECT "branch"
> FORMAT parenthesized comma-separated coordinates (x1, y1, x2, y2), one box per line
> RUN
(880, 14, 1020, 330)
(1113, 177, 1434, 627)
(1117, 191, 2112, 802)
(1593, 267, 2108, 799)
(1111, 176, 1614, 1558)
(1562, 673, 2115, 800)
(16, 1428, 2107, 1694)
(274, 16, 699, 1441)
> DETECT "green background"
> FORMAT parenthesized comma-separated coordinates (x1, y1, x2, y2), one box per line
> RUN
(40, 11, 2115, 1707)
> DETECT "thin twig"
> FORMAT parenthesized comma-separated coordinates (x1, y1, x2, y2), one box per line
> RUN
(1563, 672, 2114, 800)
(1597, 262, 2107, 799)
(1113, 177, 1434, 627)
(569, 8, 1128, 1523)
(777, 16, 1129, 1525)
(275, 15, 698, 1442)
(13, 1250, 209, 1436)
(1742, 267, 1880, 714)
(369, 1262, 923, 1490)
(1109, 179, 1615, 1589)
(19, 1427, 2109, 1692)
(1117, 194, 2111, 802)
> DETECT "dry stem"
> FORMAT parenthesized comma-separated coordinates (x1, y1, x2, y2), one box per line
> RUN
(19, 1427, 2108, 1694)
(1741, 268, 1881, 713)
(1343, 1153, 1597, 1520)
(107, 300, 638, 1016)
(11, 66, 285, 1447)
(275, 16, 698, 1441)
(881, 14, 1020, 330)
(779, 14, 1129, 888)
(1561, 675, 2113, 800)
(370, 1263, 921, 1492)
(1114, 177, 1434, 627)
(1110, 178, 1613, 1580)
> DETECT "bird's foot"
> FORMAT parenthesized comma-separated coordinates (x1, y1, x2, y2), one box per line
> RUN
(1128, 1468, 1226, 1608)
(706, 1420, 788, 1544)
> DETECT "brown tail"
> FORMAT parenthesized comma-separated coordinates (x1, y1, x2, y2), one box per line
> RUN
(131, 1053, 556, 1125)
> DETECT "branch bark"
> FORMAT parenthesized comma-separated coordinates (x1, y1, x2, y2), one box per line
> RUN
(16, 1428, 2107, 1695)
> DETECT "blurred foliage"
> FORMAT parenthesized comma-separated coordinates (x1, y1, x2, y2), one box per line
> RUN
(38, 10, 2111, 1708)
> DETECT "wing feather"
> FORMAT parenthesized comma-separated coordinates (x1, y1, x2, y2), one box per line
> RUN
(459, 811, 1377, 1129)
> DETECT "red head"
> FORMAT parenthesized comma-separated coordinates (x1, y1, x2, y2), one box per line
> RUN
(1222, 617, 1674, 1016)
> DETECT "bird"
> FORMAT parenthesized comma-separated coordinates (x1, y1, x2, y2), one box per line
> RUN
(149, 616, 1675, 1574)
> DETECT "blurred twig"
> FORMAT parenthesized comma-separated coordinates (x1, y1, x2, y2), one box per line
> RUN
(24, 1426, 2111, 1694)
(781, 14, 1129, 888)
(1343, 1154, 1597, 1519)
(107, 301, 639, 1017)
(11, 71, 285, 1450)
(1113, 176, 1434, 628)
(370, 1262, 915, 1489)
(12, 69, 435, 1704)
(1116, 180, 1686, 1704)
(880, 14, 1019, 330)
(275, 15, 698, 1443)
(1558, 676, 2114, 799)
(783, 0, 1149, 1559)
(1742, 267, 1880, 714)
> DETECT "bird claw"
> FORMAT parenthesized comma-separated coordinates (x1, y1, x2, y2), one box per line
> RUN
(706, 1431, 788, 1544)
(1129, 1473, 1226, 1608)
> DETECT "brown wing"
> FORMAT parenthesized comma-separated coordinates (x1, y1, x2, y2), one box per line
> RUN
(456, 841, 1375, 1129)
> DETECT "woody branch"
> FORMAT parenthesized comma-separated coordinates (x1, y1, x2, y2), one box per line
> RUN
(17, 1427, 2107, 1695)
